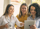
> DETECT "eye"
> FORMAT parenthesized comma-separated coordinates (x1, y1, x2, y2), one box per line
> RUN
(22, 8, 23, 9)
(10, 8, 12, 10)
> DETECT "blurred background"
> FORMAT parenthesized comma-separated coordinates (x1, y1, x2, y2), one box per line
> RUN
(0, 0, 40, 17)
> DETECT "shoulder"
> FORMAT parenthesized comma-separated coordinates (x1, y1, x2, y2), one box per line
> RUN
(0, 15, 5, 21)
(0, 15, 5, 19)
(36, 17, 40, 20)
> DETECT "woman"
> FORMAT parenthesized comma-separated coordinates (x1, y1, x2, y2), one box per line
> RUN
(27, 3, 40, 29)
(0, 4, 24, 29)
(16, 3, 30, 29)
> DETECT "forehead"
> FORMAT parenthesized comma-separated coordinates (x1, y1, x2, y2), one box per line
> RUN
(21, 5, 27, 7)
(9, 6, 14, 8)
(30, 6, 35, 9)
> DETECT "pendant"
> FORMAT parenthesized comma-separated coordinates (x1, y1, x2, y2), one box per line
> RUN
(9, 25, 11, 27)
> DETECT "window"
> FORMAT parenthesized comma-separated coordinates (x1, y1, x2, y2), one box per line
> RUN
(11, 0, 25, 16)
(32, 0, 40, 5)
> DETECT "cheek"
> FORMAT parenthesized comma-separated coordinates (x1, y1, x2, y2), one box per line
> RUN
(8, 10, 10, 13)
(26, 9, 27, 12)
(21, 9, 23, 11)
(8, 10, 13, 13)
(34, 12, 36, 14)
(13, 10, 14, 12)
(9, 10, 12, 12)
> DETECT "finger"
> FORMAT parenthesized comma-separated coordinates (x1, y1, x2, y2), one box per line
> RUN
(22, 23, 24, 26)
(23, 23, 24, 26)
(30, 26, 31, 28)
(32, 25, 36, 27)
(35, 24, 36, 26)
(30, 25, 34, 28)
(32, 25, 35, 27)
(30, 26, 34, 29)
(31, 25, 36, 29)
(23, 23, 24, 25)
(7, 23, 8, 24)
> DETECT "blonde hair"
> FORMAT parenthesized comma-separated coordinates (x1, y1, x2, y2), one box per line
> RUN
(18, 3, 30, 18)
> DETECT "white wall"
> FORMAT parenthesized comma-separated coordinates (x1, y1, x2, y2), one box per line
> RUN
(0, 0, 4, 17)
(3, 0, 11, 14)
(0, 0, 11, 17)
(25, 0, 32, 6)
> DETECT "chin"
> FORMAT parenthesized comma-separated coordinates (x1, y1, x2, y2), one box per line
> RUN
(12, 14, 13, 15)
(32, 14, 35, 15)
(9, 13, 12, 14)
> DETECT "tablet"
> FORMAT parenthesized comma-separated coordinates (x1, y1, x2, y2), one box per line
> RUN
(24, 20, 36, 29)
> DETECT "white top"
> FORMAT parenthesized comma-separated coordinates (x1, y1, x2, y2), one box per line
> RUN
(0, 15, 22, 29)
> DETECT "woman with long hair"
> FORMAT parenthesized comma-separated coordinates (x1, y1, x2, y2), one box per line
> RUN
(27, 3, 40, 29)
(0, 4, 24, 29)
(16, 3, 30, 29)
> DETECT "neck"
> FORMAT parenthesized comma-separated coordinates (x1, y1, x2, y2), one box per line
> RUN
(32, 15, 36, 19)
(8, 14, 12, 18)
(22, 13, 26, 16)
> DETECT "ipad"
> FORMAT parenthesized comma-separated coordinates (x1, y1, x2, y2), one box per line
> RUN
(24, 20, 36, 29)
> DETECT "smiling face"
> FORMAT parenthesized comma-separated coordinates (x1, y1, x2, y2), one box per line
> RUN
(8, 6, 14, 15)
(30, 6, 36, 16)
(21, 5, 28, 14)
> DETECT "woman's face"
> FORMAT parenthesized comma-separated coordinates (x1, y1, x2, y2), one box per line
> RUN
(8, 6, 14, 15)
(30, 6, 36, 15)
(21, 5, 28, 14)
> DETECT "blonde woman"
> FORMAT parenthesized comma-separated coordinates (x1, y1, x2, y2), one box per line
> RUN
(16, 3, 30, 29)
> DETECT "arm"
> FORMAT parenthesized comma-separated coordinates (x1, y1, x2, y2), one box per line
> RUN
(0, 17, 5, 29)
(0, 23, 8, 29)
(15, 17, 24, 27)
(0, 16, 8, 29)
(36, 19, 40, 29)
(0, 25, 5, 29)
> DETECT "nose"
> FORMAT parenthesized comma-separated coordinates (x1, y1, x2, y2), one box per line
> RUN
(32, 10, 35, 12)
(24, 9, 25, 10)
(12, 9, 14, 11)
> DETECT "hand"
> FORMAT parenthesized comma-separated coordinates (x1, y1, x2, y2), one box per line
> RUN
(20, 23, 24, 26)
(4, 23, 8, 28)
(16, 26, 21, 29)
(30, 25, 37, 29)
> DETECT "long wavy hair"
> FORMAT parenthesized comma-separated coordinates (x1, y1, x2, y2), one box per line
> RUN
(3, 4, 14, 16)
(18, 3, 30, 18)
(29, 3, 40, 17)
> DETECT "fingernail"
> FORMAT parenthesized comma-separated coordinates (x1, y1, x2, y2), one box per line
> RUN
(30, 26, 31, 28)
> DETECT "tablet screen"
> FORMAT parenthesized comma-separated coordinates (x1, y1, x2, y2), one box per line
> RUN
(24, 20, 36, 29)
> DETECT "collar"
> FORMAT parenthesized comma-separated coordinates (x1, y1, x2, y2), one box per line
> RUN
(30, 15, 36, 20)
